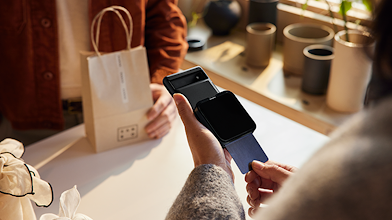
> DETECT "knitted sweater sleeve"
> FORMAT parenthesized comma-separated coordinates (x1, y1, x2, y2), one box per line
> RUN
(165, 164, 245, 220)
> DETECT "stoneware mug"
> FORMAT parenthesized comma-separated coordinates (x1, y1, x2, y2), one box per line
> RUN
(245, 22, 276, 67)
(302, 44, 334, 95)
(283, 23, 334, 76)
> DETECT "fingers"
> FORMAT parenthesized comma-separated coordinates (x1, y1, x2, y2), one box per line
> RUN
(245, 170, 276, 190)
(145, 84, 178, 139)
(265, 160, 298, 173)
(247, 187, 273, 206)
(173, 93, 234, 181)
(245, 160, 296, 211)
(248, 207, 258, 218)
(248, 203, 269, 218)
(146, 121, 171, 139)
(246, 175, 261, 199)
(249, 161, 294, 186)
(145, 102, 176, 138)
(223, 148, 234, 182)
(223, 148, 232, 163)
(173, 93, 202, 129)
(146, 84, 173, 121)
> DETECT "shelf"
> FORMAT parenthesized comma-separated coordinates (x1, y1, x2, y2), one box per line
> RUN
(182, 22, 354, 135)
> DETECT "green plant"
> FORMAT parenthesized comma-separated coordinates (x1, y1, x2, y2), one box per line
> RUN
(188, 11, 202, 28)
(302, 0, 373, 41)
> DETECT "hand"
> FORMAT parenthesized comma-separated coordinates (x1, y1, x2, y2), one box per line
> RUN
(145, 83, 177, 139)
(245, 160, 297, 217)
(173, 93, 234, 182)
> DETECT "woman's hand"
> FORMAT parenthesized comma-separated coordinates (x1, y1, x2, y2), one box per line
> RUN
(245, 160, 297, 217)
(173, 93, 234, 182)
(145, 83, 177, 139)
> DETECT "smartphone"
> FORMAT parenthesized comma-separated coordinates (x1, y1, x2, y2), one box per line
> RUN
(163, 66, 219, 109)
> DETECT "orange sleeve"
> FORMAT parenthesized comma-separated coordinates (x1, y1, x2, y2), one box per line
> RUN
(145, 0, 188, 84)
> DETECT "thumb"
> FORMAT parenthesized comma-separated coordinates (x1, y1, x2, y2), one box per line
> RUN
(251, 161, 292, 185)
(173, 93, 199, 129)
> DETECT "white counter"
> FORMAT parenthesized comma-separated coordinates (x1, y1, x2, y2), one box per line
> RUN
(23, 94, 329, 219)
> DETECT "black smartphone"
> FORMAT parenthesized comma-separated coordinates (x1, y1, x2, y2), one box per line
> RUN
(163, 67, 268, 174)
(163, 66, 219, 109)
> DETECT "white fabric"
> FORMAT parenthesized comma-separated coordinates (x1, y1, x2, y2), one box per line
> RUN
(0, 139, 53, 220)
(56, 0, 90, 99)
(40, 186, 92, 220)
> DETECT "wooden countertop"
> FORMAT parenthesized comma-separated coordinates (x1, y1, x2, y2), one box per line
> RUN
(182, 22, 354, 135)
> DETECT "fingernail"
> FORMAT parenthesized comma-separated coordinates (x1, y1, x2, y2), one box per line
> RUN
(247, 189, 253, 200)
(252, 160, 264, 170)
(173, 94, 181, 105)
(148, 131, 156, 139)
(250, 208, 255, 215)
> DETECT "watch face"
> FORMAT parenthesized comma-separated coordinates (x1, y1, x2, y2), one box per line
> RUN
(196, 91, 256, 142)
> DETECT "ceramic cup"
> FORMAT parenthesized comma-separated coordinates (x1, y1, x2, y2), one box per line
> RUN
(283, 23, 334, 75)
(302, 45, 334, 95)
(326, 30, 375, 112)
(248, 0, 279, 27)
(245, 22, 276, 67)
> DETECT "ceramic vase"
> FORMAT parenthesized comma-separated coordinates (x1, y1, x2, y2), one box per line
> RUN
(326, 30, 375, 112)
(283, 23, 334, 76)
(248, 0, 278, 27)
(203, 0, 241, 35)
(301, 45, 334, 95)
(245, 22, 276, 67)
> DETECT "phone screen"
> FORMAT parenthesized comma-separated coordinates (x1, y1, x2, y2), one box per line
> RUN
(196, 91, 256, 142)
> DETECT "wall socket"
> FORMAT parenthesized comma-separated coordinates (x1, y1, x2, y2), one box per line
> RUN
(118, 125, 138, 142)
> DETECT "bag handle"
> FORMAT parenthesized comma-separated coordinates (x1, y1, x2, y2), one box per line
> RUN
(90, 6, 133, 55)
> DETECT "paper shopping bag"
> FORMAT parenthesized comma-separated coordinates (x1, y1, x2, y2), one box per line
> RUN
(80, 6, 153, 152)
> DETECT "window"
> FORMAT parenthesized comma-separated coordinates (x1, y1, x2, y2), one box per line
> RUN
(279, 0, 372, 27)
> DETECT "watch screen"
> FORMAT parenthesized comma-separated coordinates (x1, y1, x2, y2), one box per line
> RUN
(197, 91, 256, 142)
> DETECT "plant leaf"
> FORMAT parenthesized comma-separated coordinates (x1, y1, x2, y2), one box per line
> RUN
(361, 0, 372, 11)
(339, 0, 352, 16)
(302, 0, 308, 11)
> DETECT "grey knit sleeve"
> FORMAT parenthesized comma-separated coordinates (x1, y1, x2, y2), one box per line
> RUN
(165, 164, 245, 220)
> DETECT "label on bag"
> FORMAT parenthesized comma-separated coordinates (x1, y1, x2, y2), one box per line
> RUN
(116, 54, 129, 104)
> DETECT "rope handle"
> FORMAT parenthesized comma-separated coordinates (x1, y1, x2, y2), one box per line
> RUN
(90, 6, 133, 55)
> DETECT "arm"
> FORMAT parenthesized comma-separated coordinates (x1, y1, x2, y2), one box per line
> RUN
(166, 94, 245, 219)
(145, 0, 188, 84)
(143, 1, 187, 138)
(166, 164, 245, 220)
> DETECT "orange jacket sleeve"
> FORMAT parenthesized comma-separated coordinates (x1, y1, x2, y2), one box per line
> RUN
(144, 0, 188, 83)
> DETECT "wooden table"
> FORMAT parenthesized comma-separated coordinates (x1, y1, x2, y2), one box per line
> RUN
(23, 94, 329, 220)
(183, 21, 354, 135)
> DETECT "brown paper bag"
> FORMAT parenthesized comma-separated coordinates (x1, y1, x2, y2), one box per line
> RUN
(80, 6, 153, 152)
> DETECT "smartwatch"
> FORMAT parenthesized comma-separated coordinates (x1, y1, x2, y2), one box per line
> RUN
(163, 67, 268, 174)
(194, 91, 268, 174)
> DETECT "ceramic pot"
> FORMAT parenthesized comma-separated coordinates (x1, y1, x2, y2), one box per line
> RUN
(203, 0, 241, 36)
(245, 22, 276, 67)
(283, 23, 334, 76)
(248, 0, 278, 27)
(301, 45, 334, 95)
(326, 30, 375, 112)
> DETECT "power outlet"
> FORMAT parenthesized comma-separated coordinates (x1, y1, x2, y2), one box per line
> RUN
(118, 125, 138, 142)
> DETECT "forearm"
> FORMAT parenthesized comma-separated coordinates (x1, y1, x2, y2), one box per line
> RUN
(166, 164, 245, 220)
(145, 0, 188, 84)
